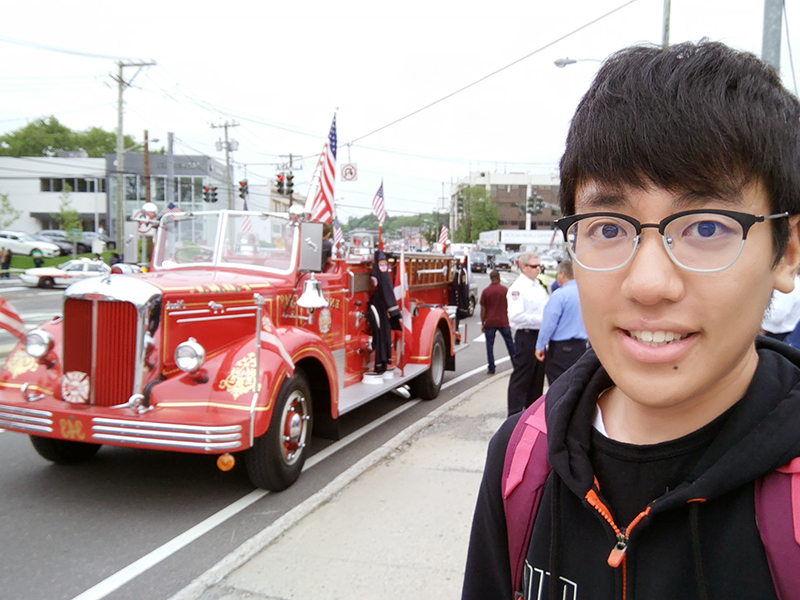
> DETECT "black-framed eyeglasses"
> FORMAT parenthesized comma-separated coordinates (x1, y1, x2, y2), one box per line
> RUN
(555, 209, 790, 273)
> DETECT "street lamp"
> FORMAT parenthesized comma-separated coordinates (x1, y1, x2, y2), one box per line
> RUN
(554, 57, 603, 68)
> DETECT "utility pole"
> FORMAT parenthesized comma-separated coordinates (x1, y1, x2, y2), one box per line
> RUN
(143, 130, 152, 204)
(166, 132, 175, 205)
(113, 59, 156, 250)
(762, 0, 782, 71)
(211, 121, 239, 209)
(662, 0, 671, 49)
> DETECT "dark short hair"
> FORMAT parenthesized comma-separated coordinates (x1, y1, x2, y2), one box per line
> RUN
(489, 269, 500, 281)
(322, 223, 331, 237)
(559, 41, 800, 262)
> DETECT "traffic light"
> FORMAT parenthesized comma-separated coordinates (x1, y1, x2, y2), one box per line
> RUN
(286, 172, 294, 196)
(526, 196, 534, 214)
(239, 180, 248, 199)
(535, 196, 544, 214)
(276, 173, 285, 195)
(203, 186, 211, 202)
(457, 195, 464, 212)
(210, 187, 218, 203)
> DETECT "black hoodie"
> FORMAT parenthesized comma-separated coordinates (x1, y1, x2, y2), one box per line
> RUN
(463, 337, 800, 600)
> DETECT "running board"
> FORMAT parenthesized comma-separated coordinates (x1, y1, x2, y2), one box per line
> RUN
(338, 363, 427, 415)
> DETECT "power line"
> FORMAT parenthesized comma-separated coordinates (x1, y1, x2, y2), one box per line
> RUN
(0, 34, 149, 62)
(347, 0, 637, 146)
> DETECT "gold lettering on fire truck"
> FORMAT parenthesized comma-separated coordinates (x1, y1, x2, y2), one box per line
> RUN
(218, 352, 257, 400)
(328, 298, 340, 309)
(166, 299, 185, 310)
(59, 418, 86, 440)
(5, 350, 38, 378)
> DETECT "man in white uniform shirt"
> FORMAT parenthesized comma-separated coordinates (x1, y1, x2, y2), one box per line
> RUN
(761, 272, 800, 341)
(506, 252, 550, 415)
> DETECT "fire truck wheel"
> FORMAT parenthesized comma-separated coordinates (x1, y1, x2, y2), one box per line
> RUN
(413, 329, 446, 400)
(29, 436, 102, 464)
(468, 295, 476, 317)
(245, 371, 313, 491)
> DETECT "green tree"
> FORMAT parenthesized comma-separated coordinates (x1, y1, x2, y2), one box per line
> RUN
(52, 184, 82, 257)
(0, 192, 21, 228)
(0, 116, 136, 158)
(454, 186, 498, 243)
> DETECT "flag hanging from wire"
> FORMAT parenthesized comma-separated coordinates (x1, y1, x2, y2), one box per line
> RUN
(372, 182, 386, 225)
(438, 223, 449, 247)
(160, 201, 183, 216)
(241, 198, 253, 233)
(0, 297, 25, 339)
(310, 114, 337, 223)
(332, 217, 344, 250)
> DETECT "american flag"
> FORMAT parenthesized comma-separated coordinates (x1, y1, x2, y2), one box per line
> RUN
(332, 217, 344, 251)
(160, 201, 182, 215)
(372, 182, 386, 225)
(241, 198, 253, 233)
(0, 297, 25, 339)
(310, 114, 337, 223)
(438, 223, 449, 246)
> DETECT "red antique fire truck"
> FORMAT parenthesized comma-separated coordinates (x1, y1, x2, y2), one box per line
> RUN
(0, 209, 465, 490)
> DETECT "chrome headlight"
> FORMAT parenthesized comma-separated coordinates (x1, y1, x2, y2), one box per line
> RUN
(175, 338, 206, 373)
(25, 329, 54, 358)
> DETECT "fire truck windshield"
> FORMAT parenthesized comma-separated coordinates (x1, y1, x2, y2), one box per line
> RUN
(153, 211, 296, 273)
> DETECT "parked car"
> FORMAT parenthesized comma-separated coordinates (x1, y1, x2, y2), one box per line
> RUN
(495, 253, 513, 271)
(469, 251, 488, 273)
(38, 230, 116, 253)
(19, 258, 111, 289)
(31, 234, 72, 256)
(540, 254, 559, 272)
(0, 230, 60, 258)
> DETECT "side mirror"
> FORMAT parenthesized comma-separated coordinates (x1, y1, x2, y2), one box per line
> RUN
(298, 221, 324, 272)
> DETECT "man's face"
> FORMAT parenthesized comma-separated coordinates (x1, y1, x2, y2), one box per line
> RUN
(519, 255, 541, 281)
(574, 180, 800, 418)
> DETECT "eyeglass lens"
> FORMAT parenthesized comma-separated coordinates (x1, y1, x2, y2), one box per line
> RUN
(566, 213, 746, 272)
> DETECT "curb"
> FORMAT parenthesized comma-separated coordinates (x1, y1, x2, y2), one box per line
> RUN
(168, 372, 508, 600)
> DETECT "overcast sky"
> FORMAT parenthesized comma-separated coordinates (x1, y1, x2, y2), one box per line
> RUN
(2, 0, 798, 221)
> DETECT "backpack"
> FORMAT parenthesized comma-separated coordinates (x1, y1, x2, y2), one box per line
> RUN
(502, 396, 800, 600)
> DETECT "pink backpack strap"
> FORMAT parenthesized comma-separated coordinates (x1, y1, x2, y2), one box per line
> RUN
(755, 456, 800, 600)
(502, 396, 552, 596)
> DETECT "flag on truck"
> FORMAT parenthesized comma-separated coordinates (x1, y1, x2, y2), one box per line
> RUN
(0, 297, 25, 339)
(372, 182, 386, 225)
(332, 217, 344, 252)
(309, 114, 337, 223)
(393, 251, 413, 370)
(438, 223, 449, 246)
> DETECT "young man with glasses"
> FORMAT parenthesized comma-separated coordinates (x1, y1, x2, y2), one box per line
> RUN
(463, 41, 800, 600)
(506, 252, 549, 416)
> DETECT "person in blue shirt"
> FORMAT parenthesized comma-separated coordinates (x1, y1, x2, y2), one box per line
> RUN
(534, 260, 588, 384)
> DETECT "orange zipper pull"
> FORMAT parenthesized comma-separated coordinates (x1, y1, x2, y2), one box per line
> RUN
(608, 533, 628, 568)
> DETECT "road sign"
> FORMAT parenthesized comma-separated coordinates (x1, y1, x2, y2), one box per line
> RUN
(132, 209, 153, 235)
(341, 163, 358, 182)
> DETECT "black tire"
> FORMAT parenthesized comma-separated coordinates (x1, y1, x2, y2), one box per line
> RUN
(413, 329, 446, 400)
(39, 277, 55, 289)
(468, 295, 476, 317)
(29, 436, 101, 464)
(245, 371, 313, 491)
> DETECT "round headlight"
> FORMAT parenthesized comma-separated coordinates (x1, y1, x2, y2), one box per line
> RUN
(175, 338, 206, 373)
(25, 329, 54, 358)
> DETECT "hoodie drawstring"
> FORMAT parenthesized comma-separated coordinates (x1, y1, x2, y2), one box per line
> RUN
(690, 501, 709, 600)
(548, 472, 562, 600)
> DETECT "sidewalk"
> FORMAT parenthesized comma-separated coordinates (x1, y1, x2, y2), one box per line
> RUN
(170, 373, 511, 600)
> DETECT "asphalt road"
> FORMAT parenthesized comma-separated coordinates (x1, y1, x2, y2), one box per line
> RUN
(0, 271, 520, 600)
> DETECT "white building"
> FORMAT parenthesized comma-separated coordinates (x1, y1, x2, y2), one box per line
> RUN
(0, 156, 108, 233)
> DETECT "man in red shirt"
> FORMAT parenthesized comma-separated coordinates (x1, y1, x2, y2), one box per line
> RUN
(480, 270, 515, 375)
